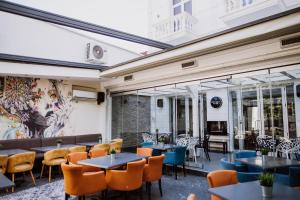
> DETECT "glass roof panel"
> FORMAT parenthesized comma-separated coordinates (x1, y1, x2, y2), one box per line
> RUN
(5, 0, 300, 68)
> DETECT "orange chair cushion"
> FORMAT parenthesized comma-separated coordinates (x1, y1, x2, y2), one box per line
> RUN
(89, 149, 107, 158)
(43, 158, 66, 166)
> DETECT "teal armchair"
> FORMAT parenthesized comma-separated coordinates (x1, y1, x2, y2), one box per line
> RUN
(163, 146, 187, 179)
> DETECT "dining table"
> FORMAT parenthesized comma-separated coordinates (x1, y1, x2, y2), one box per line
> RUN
(0, 173, 15, 190)
(148, 144, 178, 151)
(30, 144, 79, 153)
(78, 152, 147, 169)
(236, 156, 300, 170)
(76, 142, 100, 147)
(0, 148, 30, 156)
(208, 181, 300, 200)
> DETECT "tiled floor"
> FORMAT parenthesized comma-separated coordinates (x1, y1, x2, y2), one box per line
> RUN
(0, 152, 227, 200)
(0, 173, 211, 200)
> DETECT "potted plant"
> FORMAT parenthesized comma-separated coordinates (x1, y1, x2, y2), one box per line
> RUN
(110, 149, 116, 160)
(261, 148, 269, 159)
(98, 136, 102, 144)
(56, 139, 63, 148)
(158, 137, 165, 146)
(259, 173, 274, 198)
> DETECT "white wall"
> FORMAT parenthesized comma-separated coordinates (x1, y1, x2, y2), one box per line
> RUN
(0, 11, 139, 66)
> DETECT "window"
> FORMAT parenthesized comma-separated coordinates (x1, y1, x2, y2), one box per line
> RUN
(242, 0, 253, 7)
(173, 0, 192, 16)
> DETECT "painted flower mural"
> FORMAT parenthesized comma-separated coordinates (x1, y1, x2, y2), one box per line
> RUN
(0, 77, 72, 140)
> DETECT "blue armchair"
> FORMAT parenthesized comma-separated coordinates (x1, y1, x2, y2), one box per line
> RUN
(220, 158, 247, 172)
(275, 167, 300, 187)
(234, 150, 256, 159)
(163, 146, 187, 179)
(220, 158, 261, 182)
(141, 142, 153, 147)
(234, 150, 261, 172)
(237, 171, 261, 183)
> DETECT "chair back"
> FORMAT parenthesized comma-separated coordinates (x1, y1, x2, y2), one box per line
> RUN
(187, 194, 197, 200)
(69, 146, 86, 153)
(0, 155, 8, 174)
(7, 152, 36, 172)
(220, 158, 236, 170)
(141, 142, 154, 147)
(143, 155, 165, 182)
(207, 170, 238, 188)
(89, 148, 107, 158)
(109, 142, 122, 153)
(175, 146, 187, 165)
(44, 148, 69, 161)
(106, 159, 146, 191)
(235, 150, 256, 159)
(137, 147, 153, 157)
(61, 163, 84, 194)
(67, 152, 88, 164)
(93, 143, 110, 154)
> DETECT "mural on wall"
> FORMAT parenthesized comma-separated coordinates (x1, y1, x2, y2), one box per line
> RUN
(0, 77, 73, 140)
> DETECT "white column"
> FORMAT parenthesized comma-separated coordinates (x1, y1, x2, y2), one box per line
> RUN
(192, 95, 200, 137)
(185, 97, 190, 134)
(199, 94, 204, 139)
(105, 91, 112, 142)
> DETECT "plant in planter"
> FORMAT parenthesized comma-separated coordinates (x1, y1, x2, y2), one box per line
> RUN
(158, 137, 165, 146)
(56, 139, 63, 148)
(261, 148, 269, 156)
(110, 149, 116, 160)
(259, 173, 274, 198)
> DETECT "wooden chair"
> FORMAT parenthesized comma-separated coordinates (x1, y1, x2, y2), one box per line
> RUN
(7, 152, 36, 192)
(93, 143, 110, 154)
(187, 194, 197, 200)
(41, 148, 68, 182)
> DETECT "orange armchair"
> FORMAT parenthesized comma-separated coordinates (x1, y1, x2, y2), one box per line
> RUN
(106, 159, 146, 198)
(0, 155, 8, 174)
(61, 163, 107, 200)
(67, 152, 100, 172)
(69, 146, 86, 153)
(93, 143, 110, 154)
(207, 170, 238, 200)
(109, 142, 122, 153)
(137, 147, 153, 157)
(7, 152, 36, 192)
(187, 194, 197, 200)
(41, 148, 69, 182)
(89, 148, 107, 158)
(143, 155, 165, 199)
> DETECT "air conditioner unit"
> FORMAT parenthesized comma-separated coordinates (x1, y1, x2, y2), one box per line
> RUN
(72, 89, 98, 101)
(86, 43, 107, 64)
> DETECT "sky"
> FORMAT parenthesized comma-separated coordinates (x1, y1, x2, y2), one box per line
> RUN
(8, 0, 151, 54)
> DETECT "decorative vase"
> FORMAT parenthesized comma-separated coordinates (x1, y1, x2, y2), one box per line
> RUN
(111, 154, 116, 160)
(261, 186, 273, 198)
(57, 143, 61, 148)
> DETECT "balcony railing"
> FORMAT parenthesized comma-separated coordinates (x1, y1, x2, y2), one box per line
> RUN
(152, 12, 197, 40)
(226, 0, 262, 12)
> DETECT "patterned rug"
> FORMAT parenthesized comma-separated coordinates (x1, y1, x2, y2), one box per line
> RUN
(1, 175, 210, 200)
